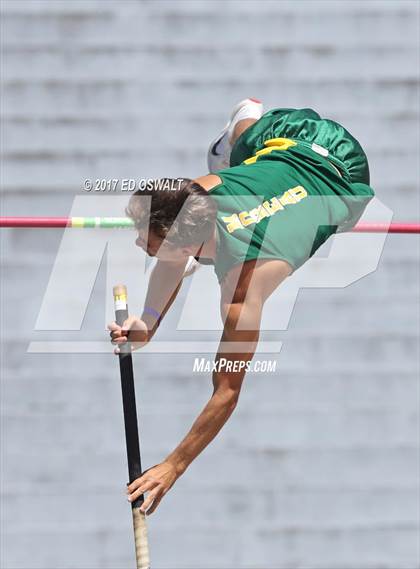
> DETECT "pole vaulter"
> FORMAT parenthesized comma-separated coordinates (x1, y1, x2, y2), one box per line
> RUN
(2, 103, 420, 569)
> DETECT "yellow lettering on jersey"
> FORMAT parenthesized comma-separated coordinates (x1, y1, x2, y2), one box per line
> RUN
(253, 205, 271, 222)
(289, 185, 308, 201)
(279, 190, 298, 206)
(222, 214, 242, 233)
(244, 147, 272, 165)
(239, 210, 256, 227)
(264, 138, 297, 150)
(243, 138, 297, 164)
(263, 197, 284, 214)
(221, 184, 308, 234)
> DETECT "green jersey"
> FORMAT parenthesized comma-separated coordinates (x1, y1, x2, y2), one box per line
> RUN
(202, 108, 374, 283)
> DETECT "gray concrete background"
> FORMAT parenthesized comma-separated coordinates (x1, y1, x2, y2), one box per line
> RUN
(1, 1, 419, 568)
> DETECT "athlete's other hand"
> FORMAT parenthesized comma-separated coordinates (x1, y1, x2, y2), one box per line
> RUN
(126, 461, 179, 516)
(108, 316, 148, 353)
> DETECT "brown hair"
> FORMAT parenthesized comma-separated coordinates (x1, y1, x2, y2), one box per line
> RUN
(126, 178, 217, 246)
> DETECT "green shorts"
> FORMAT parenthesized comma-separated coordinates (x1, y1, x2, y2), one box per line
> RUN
(207, 109, 375, 281)
(230, 107, 371, 185)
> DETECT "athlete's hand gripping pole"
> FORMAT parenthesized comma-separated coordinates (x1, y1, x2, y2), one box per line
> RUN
(113, 285, 150, 569)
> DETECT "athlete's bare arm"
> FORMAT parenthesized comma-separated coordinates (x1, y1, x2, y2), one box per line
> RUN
(125, 259, 291, 515)
(108, 258, 188, 350)
(141, 259, 188, 337)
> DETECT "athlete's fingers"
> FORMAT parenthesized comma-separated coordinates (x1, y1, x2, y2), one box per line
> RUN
(113, 335, 128, 344)
(109, 322, 124, 350)
(128, 482, 160, 504)
(139, 487, 164, 514)
(128, 478, 159, 498)
(127, 476, 147, 494)
(113, 340, 136, 353)
(111, 338, 127, 347)
(110, 329, 123, 340)
(145, 491, 165, 515)
(137, 478, 161, 495)
(121, 316, 138, 334)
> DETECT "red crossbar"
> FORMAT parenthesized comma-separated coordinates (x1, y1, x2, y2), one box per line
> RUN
(0, 217, 419, 233)
(352, 223, 420, 234)
(0, 217, 70, 228)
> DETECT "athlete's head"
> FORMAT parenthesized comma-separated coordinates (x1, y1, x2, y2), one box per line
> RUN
(126, 178, 217, 261)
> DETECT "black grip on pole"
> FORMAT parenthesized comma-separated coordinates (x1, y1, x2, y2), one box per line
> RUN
(114, 286, 144, 508)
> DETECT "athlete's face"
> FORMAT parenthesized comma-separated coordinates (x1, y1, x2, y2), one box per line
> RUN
(135, 229, 191, 261)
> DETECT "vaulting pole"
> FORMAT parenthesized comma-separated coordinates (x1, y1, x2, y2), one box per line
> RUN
(113, 285, 150, 569)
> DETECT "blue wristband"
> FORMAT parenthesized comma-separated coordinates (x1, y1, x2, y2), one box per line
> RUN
(143, 306, 161, 321)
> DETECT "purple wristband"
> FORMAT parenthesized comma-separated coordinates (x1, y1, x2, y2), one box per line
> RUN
(143, 306, 161, 321)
